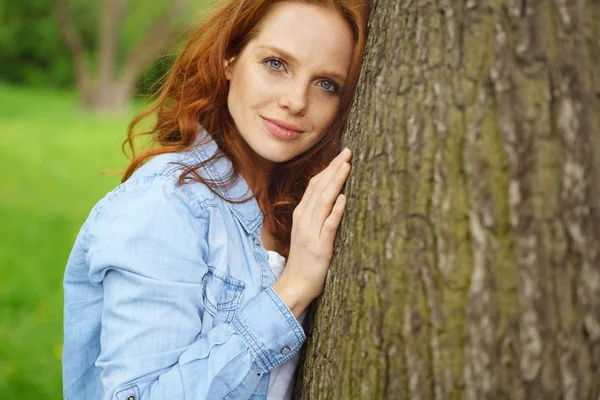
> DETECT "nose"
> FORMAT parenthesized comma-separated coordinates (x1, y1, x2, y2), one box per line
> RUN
(278, 79, 308, 115)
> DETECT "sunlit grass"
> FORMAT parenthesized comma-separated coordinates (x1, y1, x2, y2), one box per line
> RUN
(0, 84, 150, 399)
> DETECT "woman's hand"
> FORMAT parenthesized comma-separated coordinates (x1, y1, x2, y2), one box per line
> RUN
(272, 148, 352, 318)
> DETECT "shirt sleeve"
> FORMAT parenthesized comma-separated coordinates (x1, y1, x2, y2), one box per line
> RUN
(85, 176, 306, 400)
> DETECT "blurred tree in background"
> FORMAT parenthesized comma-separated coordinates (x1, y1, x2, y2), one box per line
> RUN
(0, 0, 210, 114)
(56, 0, 196, 114)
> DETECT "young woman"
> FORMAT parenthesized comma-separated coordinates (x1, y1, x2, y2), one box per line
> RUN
(62, 0, 369, 399)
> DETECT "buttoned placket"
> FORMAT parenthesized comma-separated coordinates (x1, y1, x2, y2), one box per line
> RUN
(250, 231, 277, 289)
(250, 233, 297, 363)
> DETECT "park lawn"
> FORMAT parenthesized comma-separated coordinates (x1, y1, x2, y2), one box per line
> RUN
(0, 84, 150, 399)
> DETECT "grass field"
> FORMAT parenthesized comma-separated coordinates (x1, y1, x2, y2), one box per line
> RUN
(0, 85, 148, 399)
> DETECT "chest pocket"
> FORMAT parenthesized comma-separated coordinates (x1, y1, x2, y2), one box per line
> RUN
(202, 266, 245, 324)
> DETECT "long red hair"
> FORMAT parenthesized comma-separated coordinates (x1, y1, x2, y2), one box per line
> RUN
(122, 0, 370, 257)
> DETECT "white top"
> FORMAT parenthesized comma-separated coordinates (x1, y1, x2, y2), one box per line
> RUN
(266, 250, 306, 400)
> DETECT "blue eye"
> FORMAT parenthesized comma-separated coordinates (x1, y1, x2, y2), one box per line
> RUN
(319, 80, 337, 93)
(267, 58, 284, 71)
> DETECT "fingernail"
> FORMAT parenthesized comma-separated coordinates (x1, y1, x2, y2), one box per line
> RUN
(341, 148, 350, 157)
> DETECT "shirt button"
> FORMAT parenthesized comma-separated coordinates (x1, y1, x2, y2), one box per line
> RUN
(281, 346, 291, 355)
(127, 396, 135, 400)
(253, 237, 261, 246)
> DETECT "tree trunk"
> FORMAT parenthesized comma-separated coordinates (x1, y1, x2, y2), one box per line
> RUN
(295, 0, 600, 399)
(93, 0, 127, 114)
(56, 0, 191, 115)
(81, 79, 135, 115)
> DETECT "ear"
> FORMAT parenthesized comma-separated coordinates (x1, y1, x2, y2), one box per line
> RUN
(224, 56, 236, 80)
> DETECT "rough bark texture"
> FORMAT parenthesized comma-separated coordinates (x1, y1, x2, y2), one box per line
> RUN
(295, 0, 600, 399)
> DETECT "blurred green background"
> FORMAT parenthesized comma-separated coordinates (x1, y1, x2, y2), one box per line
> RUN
(0, 0, 212, 398)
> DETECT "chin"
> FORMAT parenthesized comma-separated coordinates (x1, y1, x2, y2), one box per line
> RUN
(261, 153, 294, 164)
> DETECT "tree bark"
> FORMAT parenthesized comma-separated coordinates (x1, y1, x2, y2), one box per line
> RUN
(295, 0, 600, 399)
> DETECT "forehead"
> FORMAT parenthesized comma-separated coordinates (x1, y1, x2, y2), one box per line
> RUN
(251, 3, 354, 69)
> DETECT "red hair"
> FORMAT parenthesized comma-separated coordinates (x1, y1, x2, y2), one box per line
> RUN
(122, 0, 370, 257)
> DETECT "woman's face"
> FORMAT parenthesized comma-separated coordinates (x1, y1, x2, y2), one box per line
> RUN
(225, 2, 355, 169)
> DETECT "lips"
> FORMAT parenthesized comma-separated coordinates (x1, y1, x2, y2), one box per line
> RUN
(261, 117, 304, 140)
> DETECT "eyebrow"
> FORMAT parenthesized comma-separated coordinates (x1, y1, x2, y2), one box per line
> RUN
(257, 45, 348, 83)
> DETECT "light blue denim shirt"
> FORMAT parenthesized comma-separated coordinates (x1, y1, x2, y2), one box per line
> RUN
(63, 135, 306, 400)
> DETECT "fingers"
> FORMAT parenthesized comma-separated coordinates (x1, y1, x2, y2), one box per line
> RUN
(295, 148, 351, 219)
(303, 148, 351, 219)
(321, 194, 347, 238)
(310, 160, 350, 225)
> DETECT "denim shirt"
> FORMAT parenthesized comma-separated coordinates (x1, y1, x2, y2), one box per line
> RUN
(62, 135, 306, 400)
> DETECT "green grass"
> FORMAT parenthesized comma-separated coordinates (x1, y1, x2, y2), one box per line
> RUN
(0, 85, 149, 399)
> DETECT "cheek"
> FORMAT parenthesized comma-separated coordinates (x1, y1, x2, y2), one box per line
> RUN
(311, 99, 341, 131)
(231, 68, 277, 110)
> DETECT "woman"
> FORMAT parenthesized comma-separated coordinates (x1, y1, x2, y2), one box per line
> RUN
(63, 0, 369, 399)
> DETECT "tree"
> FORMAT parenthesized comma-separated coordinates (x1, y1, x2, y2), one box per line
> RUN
(295, 0, 600, 399)
(56, 0, 192, 114)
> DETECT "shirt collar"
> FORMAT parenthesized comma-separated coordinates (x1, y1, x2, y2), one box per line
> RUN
(190, 133, 263, 235)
